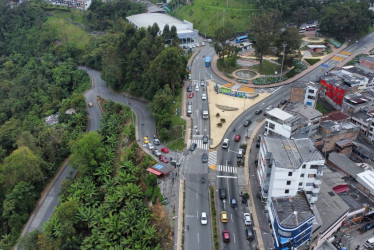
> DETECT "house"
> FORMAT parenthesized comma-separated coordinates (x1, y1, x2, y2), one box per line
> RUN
(360, 56, 374, 70)
(334, 139, 353, 155)
(342, 65, 374, 87)
(350, 111, 373, 136)
(341, 90, 374, 115)
(307, 45, 326, 53)
(321, 110, 350, 123)
(290, 81, 319, 108)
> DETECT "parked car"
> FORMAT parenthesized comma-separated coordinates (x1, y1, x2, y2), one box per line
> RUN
(161, 147, 169, 153)
(143, 136, 150, 144)
(221, 211, 228, 223)
(188, 92, 194, 98)
(280, 99, 288, 105)
(222, 230, 230, 242)
(255, 110, 262, 115)
(202, 135, 208, 144)
(201, 93, 207, 100)
(154, 149, 161, 157)
(159, 155, 168, 163)
(187, 86, 192, 92)
(190, 142, 197, 151)
(244, 213, 252, 226)
(219, 187, 226, 199)
(245, 226, 255, 241)
(234, 135, 241, 142)
(363, 222, 374, 231)
(201, 212, 208, 225)
(202, 153, 208, 163)
(147, 143, 154, 150)
(243, 120, 251, 127)
(153, 139, 160, 145)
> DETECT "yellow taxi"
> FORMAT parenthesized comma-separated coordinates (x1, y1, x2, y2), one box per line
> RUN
(143, 136, 150, 144)
(221, 211, 228, 223)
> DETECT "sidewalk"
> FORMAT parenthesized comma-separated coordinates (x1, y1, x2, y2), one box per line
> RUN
(211, 42, 349, 88)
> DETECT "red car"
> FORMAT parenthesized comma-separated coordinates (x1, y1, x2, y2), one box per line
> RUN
(234, 135, 241, 142)
(222, 230, 230, 242)
(159, 155, 169, 163)
(161, 147, 169, 153)
(188, 92, 194, 98)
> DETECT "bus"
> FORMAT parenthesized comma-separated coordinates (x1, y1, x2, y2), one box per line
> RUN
(205, 56, 211, 67)
(306, 25, 316, 31)
(235, 35, 248, 44)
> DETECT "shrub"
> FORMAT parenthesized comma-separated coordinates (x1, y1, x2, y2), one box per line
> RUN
(216, 113, 220, 117)
(220, 118, 226, 123)
(305, 58, 321, 65)
(217, 123, 222, 127)
(145, 187, 153, 200)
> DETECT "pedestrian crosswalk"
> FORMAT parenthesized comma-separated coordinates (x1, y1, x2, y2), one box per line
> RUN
(191, 139, 209, 150)
(217, 165, 237, 174)
(208, 151, 217, 166)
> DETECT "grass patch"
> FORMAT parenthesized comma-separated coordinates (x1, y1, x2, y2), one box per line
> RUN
(250, 60, 281, 75)
(166, 138, 185, 151)
(210, 186, 219, 250)
(346, 53, 369, 66)
(217, 58, 240, 74)
(44, 15, 91, 49)
(315, 102, 330, 114)
(173, 0, 257, 36)
(300, 45, 308, 51)
(305, 58, 321, 65)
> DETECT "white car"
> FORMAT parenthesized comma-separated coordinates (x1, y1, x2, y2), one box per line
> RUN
(200, 80, 205, 86)
(195, 85, 199, 92)
(201, 94, 207, 100)
(201, 212, 208, 225)
(202, 42, 205, 46)
(244, 213, 252, 226)
(148, 143, 154, 150)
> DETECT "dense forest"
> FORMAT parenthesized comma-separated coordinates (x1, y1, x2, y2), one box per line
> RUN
(0, 0, 186, 248)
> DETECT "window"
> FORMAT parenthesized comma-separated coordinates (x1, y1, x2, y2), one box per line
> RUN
(288, 172, 293, 176)
(310, 165, 319, 170)
(301, 174, 305, 177)
(306, 183, 313, 186)
(302, 164, 306, 169)
(266, 173, 271, 177)
(287, 181, 291, 185)
(299, 182, 303, 186)
(269, 123, 275, 129)
(308, 89, 315, 94)
(285, 189, 289, 194)
(308, 174, 316, 178)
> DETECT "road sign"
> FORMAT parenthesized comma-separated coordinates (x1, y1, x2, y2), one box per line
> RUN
(321, 63, 329, 68)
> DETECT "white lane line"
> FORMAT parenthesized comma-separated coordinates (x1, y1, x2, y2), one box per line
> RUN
(197, 211, 198, 218)
(186, 215, 195, 218)
(197, 233, 200, 243)
(217, 176, 238, 178)
(272, 86, 283, 94)
(233, 233, 236, 243)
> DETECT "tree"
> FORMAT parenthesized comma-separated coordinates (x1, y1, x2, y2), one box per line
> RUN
(162, 24, 170, 44)
(249, 9, 281, 70)
(0, 146, 44, 191)
(69, 132, 105, 176)
(275, 27, 302, 67)
(213, 24, 235, 60)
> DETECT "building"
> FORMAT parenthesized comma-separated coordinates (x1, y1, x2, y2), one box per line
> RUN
(350, 111, 373, 136)
(341, 90, 374, 115)
(270, 192, 315, 250)
(327, 152, 364, 179)
(257, 137, 325, 206)
(368, 117, 374, 142)
(126, 13, 199, 45)
(290, 81, 319, 108)
(342, 65, 374, 87)
(334, 139, 353, 154)
(360, 56, 374, 70)
(264, 108, 302, 138)
(321, 111, 350, 123)
(351, 141, 374, 163)
(307, 45, 326, 53)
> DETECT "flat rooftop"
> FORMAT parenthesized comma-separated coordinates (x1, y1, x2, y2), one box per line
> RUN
(264, 137, 324, 169)
(286, 102, 322, 121)
(272, 192, 314, 228)
(321, 111, 349, 122)
(267, 108, 294, 121)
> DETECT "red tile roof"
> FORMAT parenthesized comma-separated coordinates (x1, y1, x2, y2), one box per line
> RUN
(321, 111, 349, 122)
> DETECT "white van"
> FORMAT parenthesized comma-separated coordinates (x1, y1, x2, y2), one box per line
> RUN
(364, 237, 374, 248)
(222, 139, 229, 149)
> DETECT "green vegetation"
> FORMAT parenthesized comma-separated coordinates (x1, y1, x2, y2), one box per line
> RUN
(316, 102, 330, 114)
(305, 58, 321, 65)
(250, 60, 281, 75)
(210, 186, 219, 250)
(173, 0, 256, 36)
(346, 53, 369, 66)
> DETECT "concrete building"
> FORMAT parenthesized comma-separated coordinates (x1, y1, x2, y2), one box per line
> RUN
(286, 102, 322, 137)
(350, 111, 373, 136)
(264, 108, 302, 138)
(257, 137, 325, 207)
(368, 116, 374, 142)
(290, 81, 319, 108)
(342, 65, 374, 87)
(126, 13, 199, 45)
(360, 56, 374, 70)
(341, 90, 374, 115)
(307, 45, 326, 53)
(321, 111, 350, 123)
(270, 192, 315, 250)
(334, 139, 353, 155)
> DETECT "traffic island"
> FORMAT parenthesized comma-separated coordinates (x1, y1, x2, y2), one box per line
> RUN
(209, 185, 220, 250)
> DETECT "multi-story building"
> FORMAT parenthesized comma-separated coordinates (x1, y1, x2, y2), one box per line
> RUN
(341, 90, 374, 115)
(290, 81, 319, 108)
(368, 117, 374, 143)
(350, 111, 373, 136)
(264, 108, 302, 138)
(360, 56, 374, 70)
(257, 137, 325, 207)
(271, 192, 315, 250)
(342, 65, 374, 87)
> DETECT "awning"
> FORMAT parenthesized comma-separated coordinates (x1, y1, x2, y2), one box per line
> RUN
(333, 185, 350, 194)
(147, 168, 162, 176)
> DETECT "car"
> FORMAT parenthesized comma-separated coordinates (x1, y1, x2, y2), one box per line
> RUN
(237, 148, 244, 158)
(222, 230, 230, 242)
(159, 155, 168, 163)
(147, 143, 154, 150)
(364, 222, 374, 231)
(154, 149, 161, 157)
(201, 212, 208, 225)
(243, 120, 251, 127)
(202, 153, 208, 163)
(244, 213, 252, 226)
(234, 135, 241, 142)
(190, 142, 197, 151)
(188, 74, 192, 80)
(195, 85, 199, 91)
(201, 93, 207, 100)
(221, 211, 228, 223)
(255, 110, 262, 115)
(187, 86, 192, 92)
(200, 80, 205, 86)
(245, 226, 255, 241)
(280, 100, 288, 105)
(153, 139, 160, 145)
(219, 187, 226, 199)
(161, 147, 169, 153)
(201, 42, 205, 46)
(202, 135, 208, 144)
(188, 92, 194, 98)
(143, 136, 150, 144)
(171, 159, 181, 167)
(88, 102, 93, 107)
(230, 198, 237, 208)
(222, 139, 229, 149)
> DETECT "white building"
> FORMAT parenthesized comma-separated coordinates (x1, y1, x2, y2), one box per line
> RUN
(304, 83, 319, 107)
(258, 137, 325, 208)
(264, 108, 301, 138)
(126, 13, 199, 45)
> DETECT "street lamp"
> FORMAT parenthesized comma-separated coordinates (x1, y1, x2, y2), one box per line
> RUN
(280, 43, 287, 80)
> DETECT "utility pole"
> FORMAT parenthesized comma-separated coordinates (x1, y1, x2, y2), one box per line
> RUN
(204, 21, 207, 40)
(280, 43, 287, 80)
(223, 10, 225, 29)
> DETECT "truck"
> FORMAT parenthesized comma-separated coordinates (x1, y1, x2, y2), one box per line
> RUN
(202, 102, 209, 119)
(205, 56, 211, 67)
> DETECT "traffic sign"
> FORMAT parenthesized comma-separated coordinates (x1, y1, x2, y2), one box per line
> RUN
(321, 64, 329, 68)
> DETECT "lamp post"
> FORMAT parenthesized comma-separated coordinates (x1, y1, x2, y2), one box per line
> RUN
(280, 43, 287, 80)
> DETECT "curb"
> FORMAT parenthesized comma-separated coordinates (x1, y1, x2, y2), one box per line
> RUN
(176, 179, 185, 249)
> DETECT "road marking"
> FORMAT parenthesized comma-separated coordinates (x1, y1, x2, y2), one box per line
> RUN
(233, 233, 236, 243)
(186, 215, 195, 218)
(196, 193, 198, 199)
(217, 176, 238, 178)
(272, 86, 283, 94)
(209, 164, 217, 170)
(197, 233, 200, 243)
(197, 211, 198, 218)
